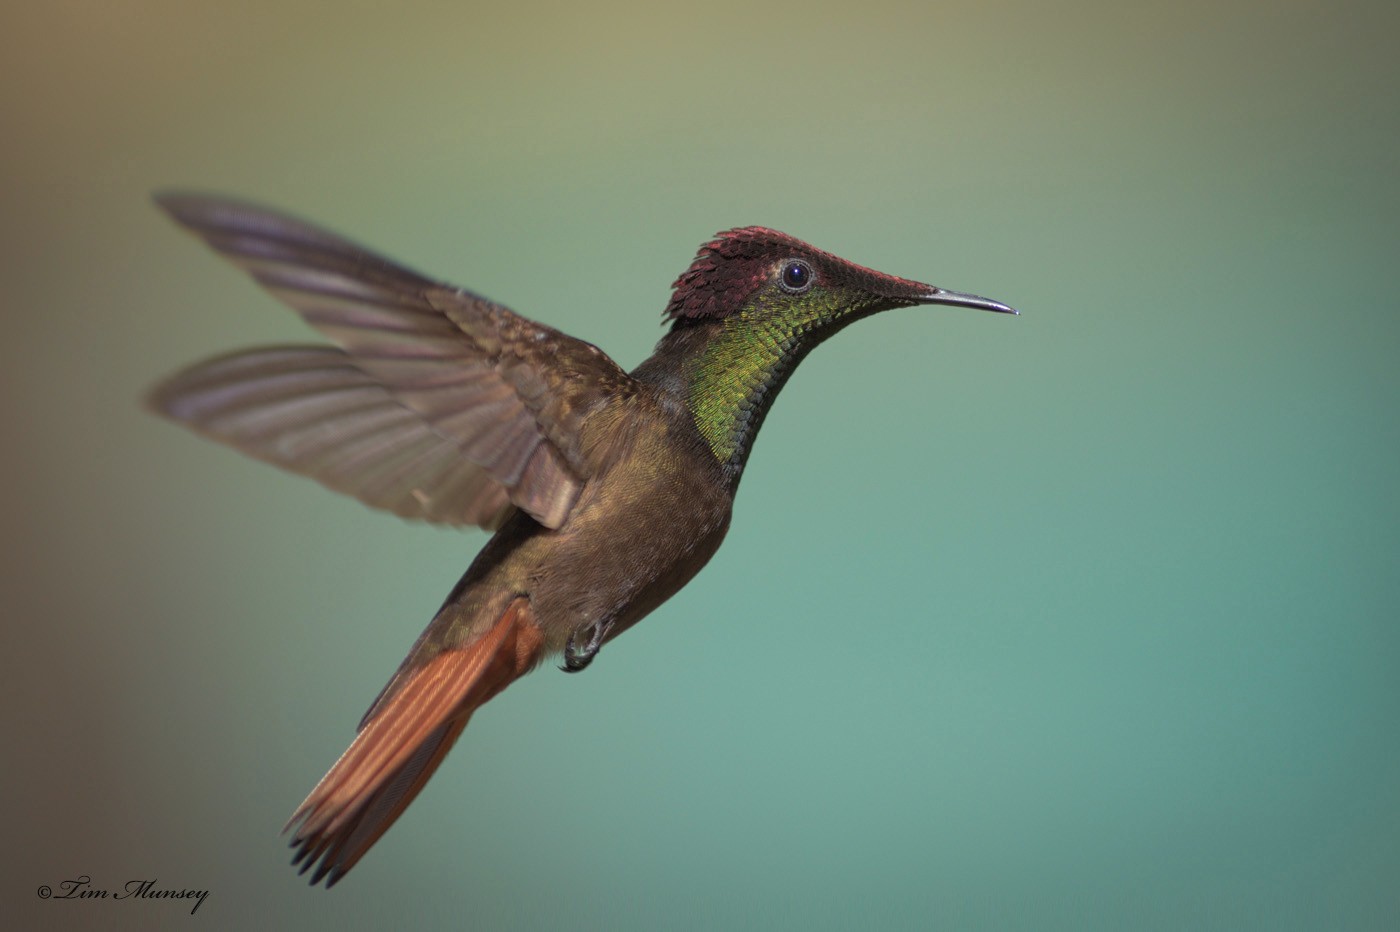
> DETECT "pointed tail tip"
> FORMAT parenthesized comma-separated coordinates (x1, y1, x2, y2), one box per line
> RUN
(278, 597, 546, 890)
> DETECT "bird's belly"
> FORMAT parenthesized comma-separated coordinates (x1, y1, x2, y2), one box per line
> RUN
(526, 444, 731, 647)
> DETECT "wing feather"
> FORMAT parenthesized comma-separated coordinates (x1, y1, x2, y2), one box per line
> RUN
(152, 193, 636, 528)
(148, 346, 515, 528)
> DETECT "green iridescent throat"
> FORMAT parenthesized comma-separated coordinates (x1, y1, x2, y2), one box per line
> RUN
(685, 288, 880, 472)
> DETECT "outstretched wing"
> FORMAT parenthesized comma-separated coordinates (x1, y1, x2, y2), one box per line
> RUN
(149, 193, 635, 529)
(148, 345, 516, 528)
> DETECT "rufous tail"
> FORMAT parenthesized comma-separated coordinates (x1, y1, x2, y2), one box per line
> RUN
(285, 597, 544, 886)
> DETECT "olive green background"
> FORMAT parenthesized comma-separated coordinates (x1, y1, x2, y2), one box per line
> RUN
(5, 1, 1397, 929)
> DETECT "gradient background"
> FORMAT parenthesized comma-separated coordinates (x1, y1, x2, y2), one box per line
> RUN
(5, 1, 1398, 929)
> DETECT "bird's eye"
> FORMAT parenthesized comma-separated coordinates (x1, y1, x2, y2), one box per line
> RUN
(779, 259, 814, 294)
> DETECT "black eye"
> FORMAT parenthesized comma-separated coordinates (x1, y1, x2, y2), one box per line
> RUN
(779, 259, 813, 293)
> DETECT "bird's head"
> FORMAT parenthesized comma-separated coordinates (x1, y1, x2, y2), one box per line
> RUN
(663, 226, 1016, 330)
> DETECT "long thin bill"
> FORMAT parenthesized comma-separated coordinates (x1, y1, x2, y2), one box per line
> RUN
(918, 288, 1018, 315)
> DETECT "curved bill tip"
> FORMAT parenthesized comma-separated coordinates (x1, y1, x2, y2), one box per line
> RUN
(918, 287, 1018, 315)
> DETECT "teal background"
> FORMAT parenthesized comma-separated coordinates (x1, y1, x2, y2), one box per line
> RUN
(4, 1, 1397, 929)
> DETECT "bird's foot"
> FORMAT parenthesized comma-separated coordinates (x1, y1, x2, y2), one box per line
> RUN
(562, 618, 613, 673)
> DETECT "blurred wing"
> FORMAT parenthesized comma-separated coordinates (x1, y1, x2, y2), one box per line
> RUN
(152, 193, 636, 528)
(148, 346, 515, 528)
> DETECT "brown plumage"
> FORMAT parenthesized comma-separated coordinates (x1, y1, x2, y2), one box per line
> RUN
(148, 193, 1015, 886)
(286, 598, 543, 885)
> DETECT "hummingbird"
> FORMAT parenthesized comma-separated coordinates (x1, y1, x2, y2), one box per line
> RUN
(147, 194, 1017, 887)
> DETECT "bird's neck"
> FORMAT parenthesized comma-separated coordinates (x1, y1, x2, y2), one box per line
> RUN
(633, 305, 872, 485)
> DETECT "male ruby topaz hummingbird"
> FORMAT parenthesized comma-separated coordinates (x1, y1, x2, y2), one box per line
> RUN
(148, 194, 1017, 887)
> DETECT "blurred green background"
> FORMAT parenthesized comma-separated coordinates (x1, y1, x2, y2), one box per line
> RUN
(4, 1, 1397, 929)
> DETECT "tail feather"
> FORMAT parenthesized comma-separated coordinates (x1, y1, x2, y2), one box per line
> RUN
(286, 597, 544, 887)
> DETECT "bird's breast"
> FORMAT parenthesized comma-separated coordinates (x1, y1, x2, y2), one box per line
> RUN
(527, 396, 733, 644)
